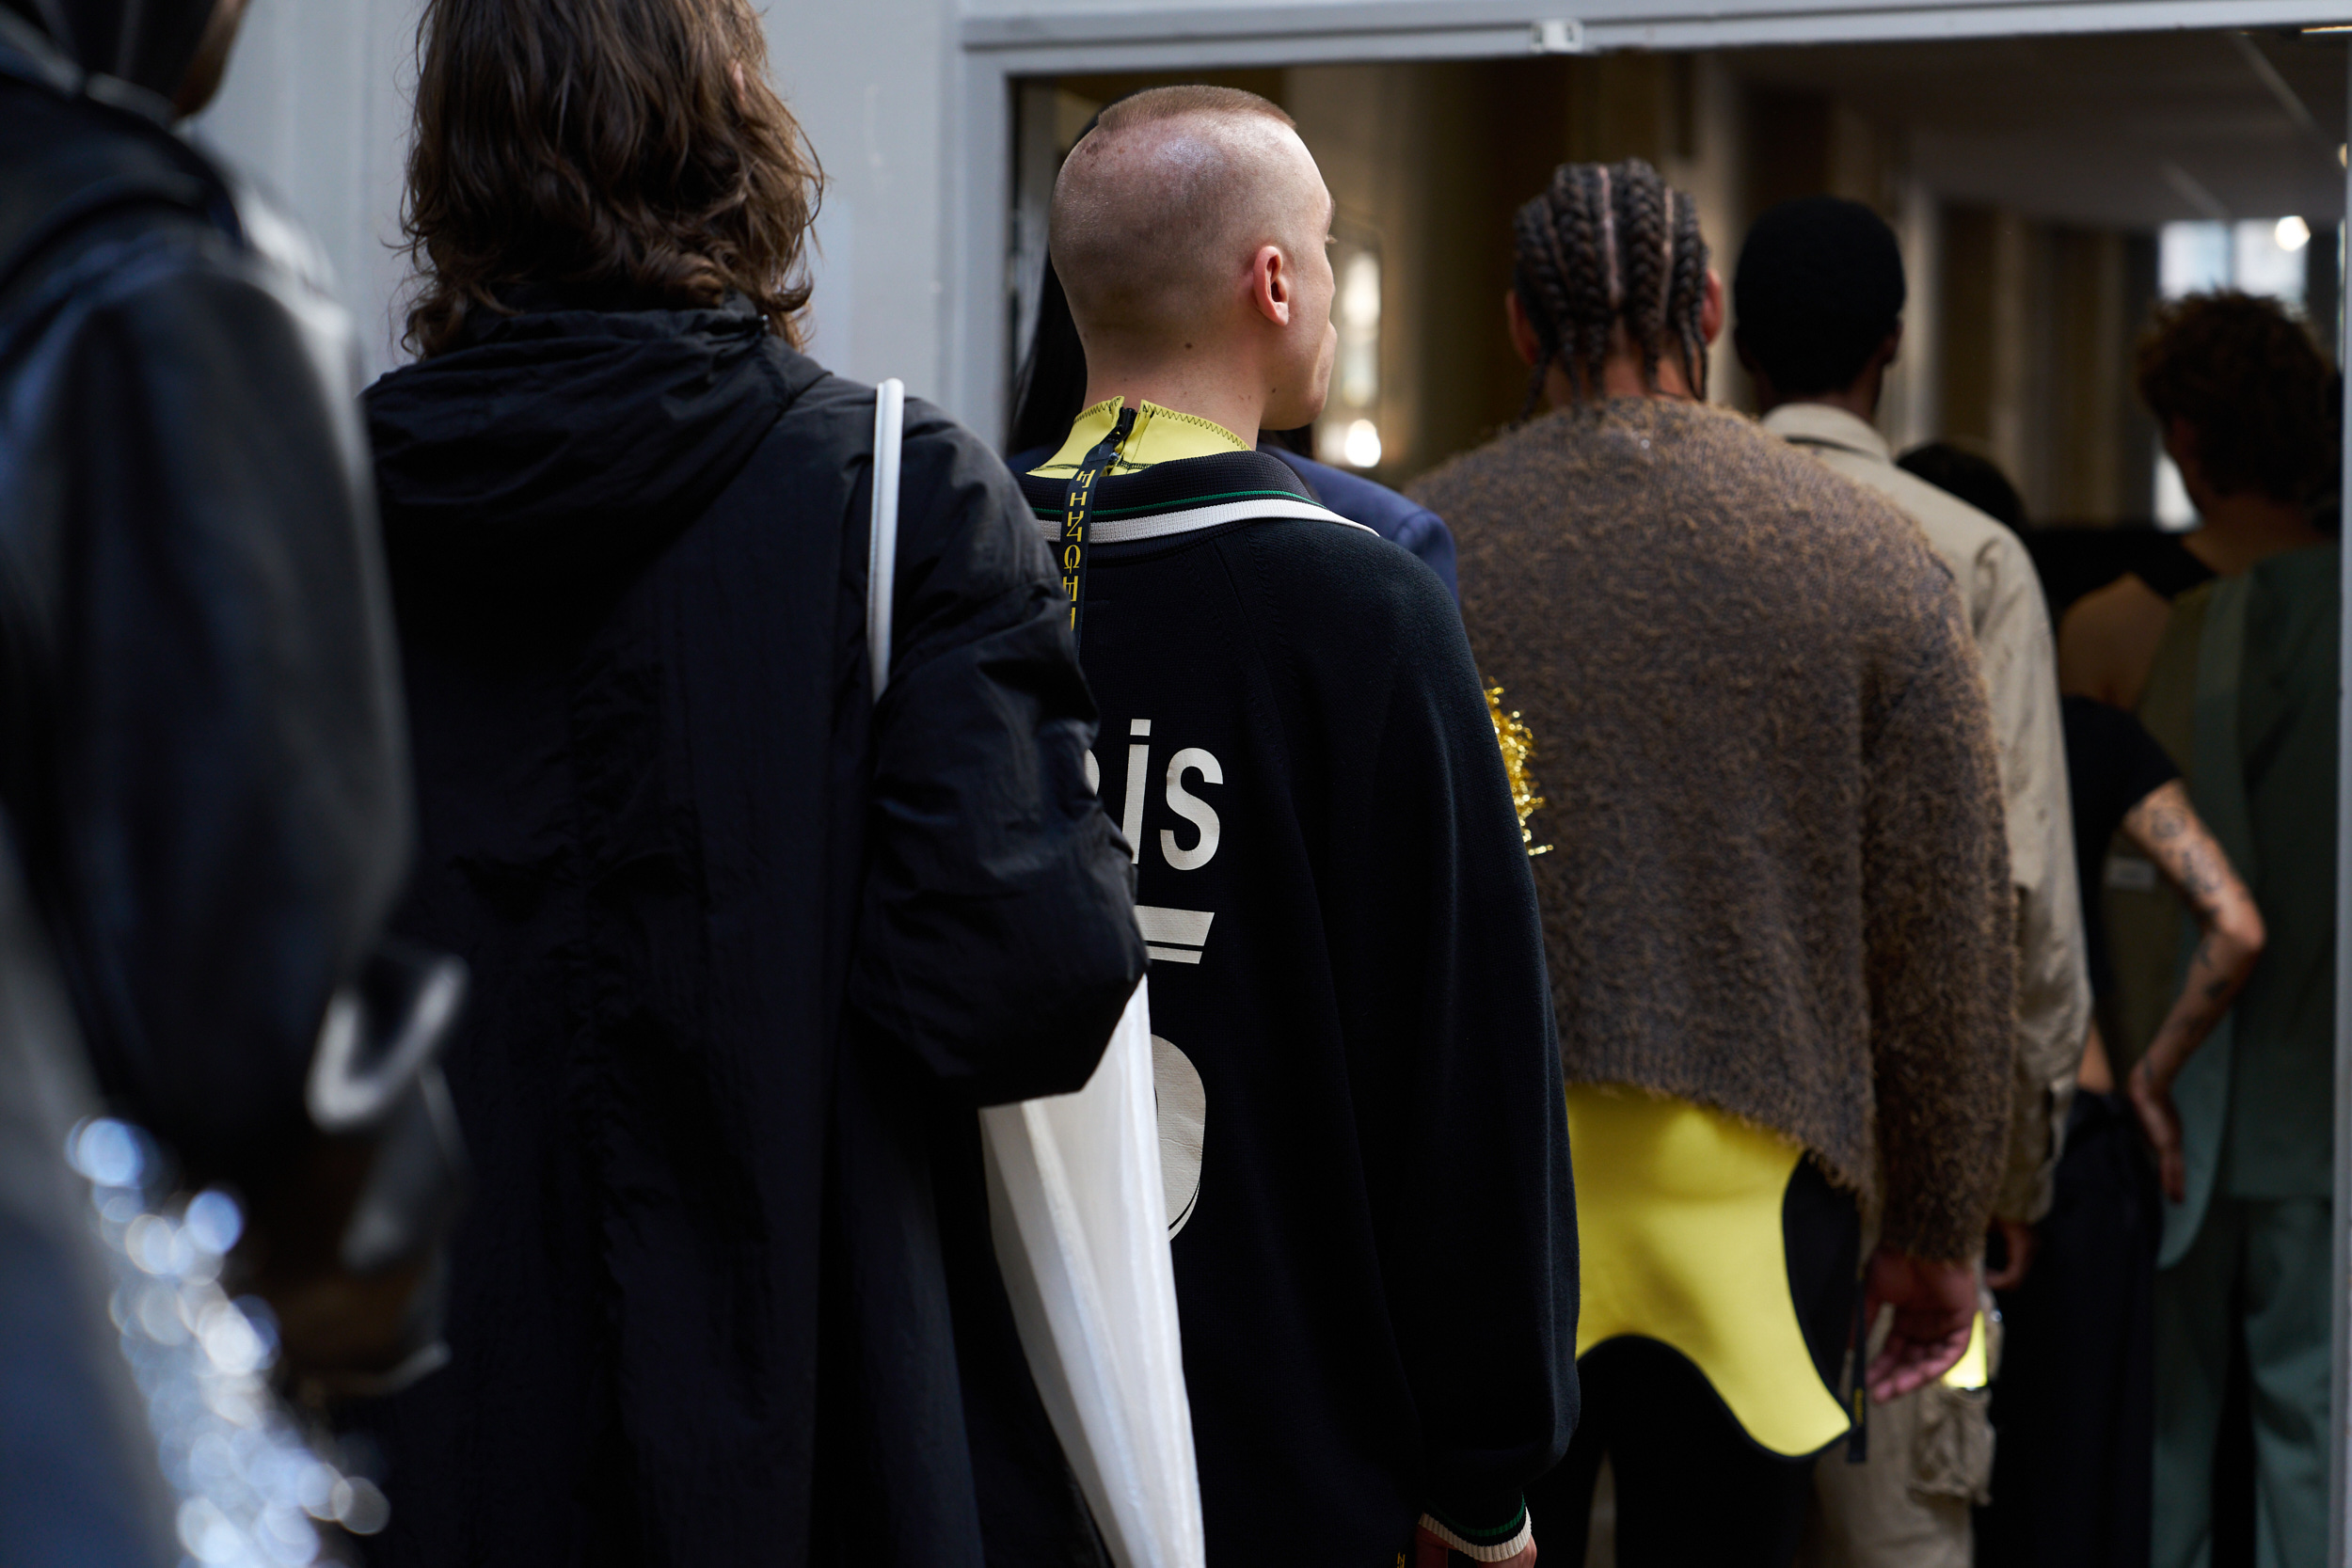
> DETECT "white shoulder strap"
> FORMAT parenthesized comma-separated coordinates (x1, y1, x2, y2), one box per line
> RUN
(867, 379, 906, 701)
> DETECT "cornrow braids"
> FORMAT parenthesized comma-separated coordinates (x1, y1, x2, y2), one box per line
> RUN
(1615, 162, 1669, 390)
(1564, 166, 1612, 399)
(1511, 157, 1711, 415)
(1666, 189, 1711, 398)
(1511, 166, 1597, 417)
(1512, 202, 1578, 419)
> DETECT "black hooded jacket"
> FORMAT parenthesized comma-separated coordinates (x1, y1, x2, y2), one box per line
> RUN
(350, 293, 1144, 1568)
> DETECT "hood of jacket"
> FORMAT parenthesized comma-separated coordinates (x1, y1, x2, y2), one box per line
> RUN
(4, 0, 214, 100)
(367, 293, 810, 585)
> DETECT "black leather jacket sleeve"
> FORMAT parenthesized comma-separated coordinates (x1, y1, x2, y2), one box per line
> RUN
(0, 221, 411, 1186)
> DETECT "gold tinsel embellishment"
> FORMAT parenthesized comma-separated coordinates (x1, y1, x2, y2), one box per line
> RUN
(1485, 684, 1551, 857)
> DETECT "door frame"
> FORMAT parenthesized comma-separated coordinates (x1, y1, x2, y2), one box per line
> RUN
(951, 0, 2352, 430)
(948, 6, 2352, 1555)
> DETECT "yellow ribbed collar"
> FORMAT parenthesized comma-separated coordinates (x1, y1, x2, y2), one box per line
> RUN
(1028, 397, 1251, 477)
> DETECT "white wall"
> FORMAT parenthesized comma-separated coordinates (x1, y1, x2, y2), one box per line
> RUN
(763, 0, 960, 398)
(196, 0, 965, 400)
(194, 0, 424, 382)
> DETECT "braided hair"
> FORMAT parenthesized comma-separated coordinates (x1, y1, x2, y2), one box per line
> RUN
(1511, 158, 1709, 417)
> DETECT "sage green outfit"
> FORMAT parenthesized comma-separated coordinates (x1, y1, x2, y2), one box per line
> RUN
(2126, 546, 2338, 1568)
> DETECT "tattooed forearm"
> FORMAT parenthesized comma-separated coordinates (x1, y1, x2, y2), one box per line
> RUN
(2181, 938, 2231, 1016)
(2124, 780, 2265, 1088)
(2129, 784, 2237, 925)
(2144, 931, 2244, 1085)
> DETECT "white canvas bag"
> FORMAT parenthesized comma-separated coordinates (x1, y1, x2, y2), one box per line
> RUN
(866, 381, 1205, 1568)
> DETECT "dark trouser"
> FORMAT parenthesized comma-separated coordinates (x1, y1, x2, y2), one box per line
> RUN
(2153, 1192, 2331, 1568)
(1533, 1338, 1814, 1567)
(1975, 1090, 2157, 1568)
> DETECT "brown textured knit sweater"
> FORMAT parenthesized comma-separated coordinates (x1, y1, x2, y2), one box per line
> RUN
(1410, 398, 2014, 1261)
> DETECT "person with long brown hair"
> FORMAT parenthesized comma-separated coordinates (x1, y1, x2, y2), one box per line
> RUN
(345, 1, 1146, 1563)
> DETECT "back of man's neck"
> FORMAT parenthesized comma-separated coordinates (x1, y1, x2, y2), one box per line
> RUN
(2185, 496, 2328, 575)
(1766, 388, 1877, 425)
(1541, 354, 1704, 410)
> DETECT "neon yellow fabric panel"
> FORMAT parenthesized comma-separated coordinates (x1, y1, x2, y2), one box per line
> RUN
(1944, 1311, 1989, 1390)
(1029, 397, 1251, 476)
(1568, 1084, 1851, 1457)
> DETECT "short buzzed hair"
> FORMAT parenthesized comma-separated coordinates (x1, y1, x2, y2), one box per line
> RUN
(1051, 86, 1313, 348)
(1733, 197, 1907, 397)
(1094, 83, 1295, 136)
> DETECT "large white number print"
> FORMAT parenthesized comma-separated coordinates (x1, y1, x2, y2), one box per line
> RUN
(1120, 720, 1151, 864)
(1160, 747, 1221, 870)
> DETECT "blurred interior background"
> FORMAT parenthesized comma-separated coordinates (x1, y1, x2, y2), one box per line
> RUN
(1012, 30, 2346, 546)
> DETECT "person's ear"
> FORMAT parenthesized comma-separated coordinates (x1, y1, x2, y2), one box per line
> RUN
(1253, 245, 1292, 328)
(1506, 290, 1542, 369)
(2165, 416, 2204, 491)
(1735, 333, 1781, 410)
(1881, 319, 1903, 370)
(1700, 269, 1724, 347)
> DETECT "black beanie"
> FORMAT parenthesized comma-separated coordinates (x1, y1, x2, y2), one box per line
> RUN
(1734, 197, 1906, 397)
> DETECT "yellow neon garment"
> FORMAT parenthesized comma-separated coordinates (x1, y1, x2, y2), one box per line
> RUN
(1029, 397, 1251, 477)
(1567, 1085, 1851, 1457)
(1945, 1312, 1989, 1390)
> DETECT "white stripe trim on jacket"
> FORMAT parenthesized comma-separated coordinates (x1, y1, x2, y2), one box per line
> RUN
(1037, 497, 1375, 546)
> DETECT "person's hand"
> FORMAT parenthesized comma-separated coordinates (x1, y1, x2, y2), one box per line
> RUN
(2128, 1054, 2187, 1202)
(1983, 1216, 2036, 1291)
(1863, 1245, 1976, 1402)
(1416, 1525, 1536, 1566)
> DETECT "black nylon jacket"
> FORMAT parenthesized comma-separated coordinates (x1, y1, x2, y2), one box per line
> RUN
(349, 294, 1144, 1567)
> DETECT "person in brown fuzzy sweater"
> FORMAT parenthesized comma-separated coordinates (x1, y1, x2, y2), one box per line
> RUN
(1407, 158, 2015, 1568)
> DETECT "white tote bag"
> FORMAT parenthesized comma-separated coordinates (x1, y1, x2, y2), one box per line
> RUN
(866, 382, 1205, 1568)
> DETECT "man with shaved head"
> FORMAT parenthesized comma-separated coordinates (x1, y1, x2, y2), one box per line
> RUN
(1044, 87, 1336, 435)
(1015, 86, 1575, 1567)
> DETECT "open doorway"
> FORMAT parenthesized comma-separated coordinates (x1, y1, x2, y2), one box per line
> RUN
(1009, 30, 2344, 535)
